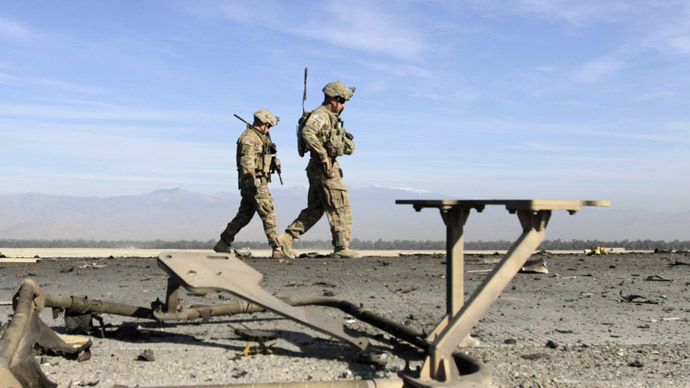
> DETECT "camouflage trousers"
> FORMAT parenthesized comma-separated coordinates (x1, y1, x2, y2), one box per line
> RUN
(220, 178, 279, 248)
(285, 159, 352, 248)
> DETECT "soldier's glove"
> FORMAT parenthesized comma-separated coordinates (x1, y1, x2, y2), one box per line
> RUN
(269, 142, 278, 154)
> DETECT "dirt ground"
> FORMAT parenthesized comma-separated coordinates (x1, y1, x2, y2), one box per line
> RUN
(1, 250, 689, 387)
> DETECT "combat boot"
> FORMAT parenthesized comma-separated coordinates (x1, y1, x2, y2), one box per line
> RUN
(333, 247, 362, 259)
(277, 233, 298, 258)
(213, 239, 232, 254)
(271, 246, 291, 259)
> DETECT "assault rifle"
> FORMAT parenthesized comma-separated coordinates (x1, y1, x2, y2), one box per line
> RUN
(233, 114, 283, 185)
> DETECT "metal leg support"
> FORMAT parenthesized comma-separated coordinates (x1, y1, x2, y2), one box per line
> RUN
(410, 210, 551, 386)
(163, 277, 181, 314)
(427, 207, 470, 341)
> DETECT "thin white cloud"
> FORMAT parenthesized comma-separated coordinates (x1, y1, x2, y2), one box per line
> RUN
(655, 14, 690, 55)
(0, 72, 108, 95)
(517, 142, 571, 152)
(667, 35, 690, 53)
(0, 71, 12, 83)
(509, 0, 629, 26)
(366, 63, 432, 79)
(570, 57, 623, 84)
(210, 0, 424, 60)
(0, 102, 228, 122)
(466, 0, 631, 26)
(667, 121, 690, 134)
(534, 65, 558, 73)
(306, 1, 423, 59)
(486, 1, 690, 57)
(629, 91, 676, 103)
(0, 16, 39, 42)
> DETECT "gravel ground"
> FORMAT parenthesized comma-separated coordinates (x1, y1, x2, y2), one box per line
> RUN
(1, 250, 689, 387)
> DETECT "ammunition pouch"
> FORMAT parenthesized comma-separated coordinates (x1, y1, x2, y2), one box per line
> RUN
(325, 135, 346, 157)
(261, 152, 272, 176)
(343, 136, 354, 155)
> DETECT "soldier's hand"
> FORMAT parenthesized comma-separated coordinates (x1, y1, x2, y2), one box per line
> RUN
(321, 157, 331, 172)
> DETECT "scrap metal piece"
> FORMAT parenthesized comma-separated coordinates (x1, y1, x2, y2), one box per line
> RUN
(234, 327, 279, 342)
(519, 256, 549, 274)
(157, 250, 369, 351)
(1, 279, 91, 388)
(0, 279, 55, 388)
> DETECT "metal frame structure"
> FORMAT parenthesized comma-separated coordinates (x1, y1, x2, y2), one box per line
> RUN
(395, 199, 610, 387)
(0, 199, 609, 388)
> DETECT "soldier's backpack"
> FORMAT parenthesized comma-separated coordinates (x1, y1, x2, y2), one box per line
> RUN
(296, 110, 311, 157)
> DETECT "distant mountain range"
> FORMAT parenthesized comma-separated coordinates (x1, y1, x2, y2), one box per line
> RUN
(1, 187, 688, 242)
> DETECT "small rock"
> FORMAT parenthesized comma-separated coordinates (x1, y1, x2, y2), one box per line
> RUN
(136, 349, 155, 361)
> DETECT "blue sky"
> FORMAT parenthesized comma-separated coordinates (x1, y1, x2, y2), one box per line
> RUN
(1, 1, 689, 212)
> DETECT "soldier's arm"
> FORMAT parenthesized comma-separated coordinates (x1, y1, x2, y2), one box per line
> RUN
(301, 117, 329, 161)
(238, 139, 258, 188)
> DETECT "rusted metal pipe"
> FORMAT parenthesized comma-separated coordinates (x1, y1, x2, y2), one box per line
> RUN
(282, 297, 430, 350)
(42, 294, 429, 350)
(44, 294, 155, 319)
(112, 377, 405, 388)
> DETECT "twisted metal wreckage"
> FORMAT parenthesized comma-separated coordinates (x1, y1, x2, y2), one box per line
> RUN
(0, 199, 609, 388)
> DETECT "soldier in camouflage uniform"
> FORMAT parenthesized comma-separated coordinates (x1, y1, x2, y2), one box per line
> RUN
(214, 109, 291, 259)
(278, 81, 361, 259)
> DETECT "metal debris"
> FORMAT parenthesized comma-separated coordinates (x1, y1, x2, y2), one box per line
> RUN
(585, 246, 608, 255)
(645, 275, 672, 282)
(234, 327, 279, 342)
(619, 290, 659, 304)
(519, 257, 548, 274)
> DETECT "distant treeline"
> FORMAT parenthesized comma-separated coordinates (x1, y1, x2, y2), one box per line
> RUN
(1, 238, 689, 250)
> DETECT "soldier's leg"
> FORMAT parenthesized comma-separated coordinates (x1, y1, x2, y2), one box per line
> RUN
(324, 188, 360, 258)
(285, 183, 325, 239)
(255, 187, 292, 259)
(279, 183, 325, 258)
(323, 188, 349, 246)
(254, 185, 279, 248)
(220, 195, 255, 245)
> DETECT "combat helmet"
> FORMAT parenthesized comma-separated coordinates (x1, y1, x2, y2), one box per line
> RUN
(253, 109, 279, 127)
(322, 81, 355, 101)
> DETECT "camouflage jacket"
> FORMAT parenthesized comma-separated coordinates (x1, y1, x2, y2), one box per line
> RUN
(301, 105, 354, 161)
(236, 125, 272, 189)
